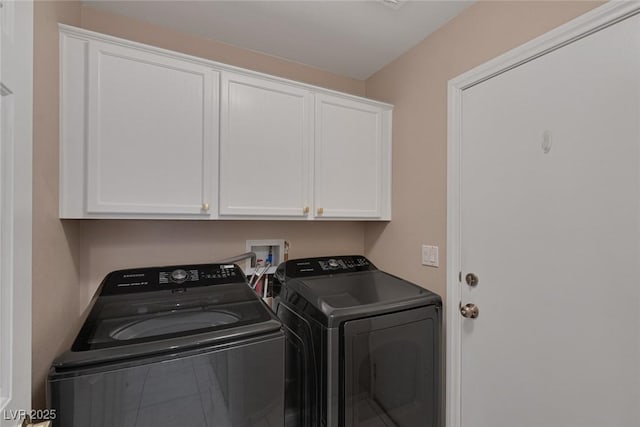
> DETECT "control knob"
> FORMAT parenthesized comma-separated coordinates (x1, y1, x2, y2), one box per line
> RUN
(327, 259, 340, 269)
(170, 269, 189, 284)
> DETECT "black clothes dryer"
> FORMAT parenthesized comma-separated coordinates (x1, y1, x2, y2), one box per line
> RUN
(273, 255, 442, 427)
(48, 263, 284, 427)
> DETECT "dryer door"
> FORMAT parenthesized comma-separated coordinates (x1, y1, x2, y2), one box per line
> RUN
(342, 305, 440, 427)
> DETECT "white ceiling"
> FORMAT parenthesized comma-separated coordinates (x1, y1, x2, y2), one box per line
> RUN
(84, 0, 473, 80)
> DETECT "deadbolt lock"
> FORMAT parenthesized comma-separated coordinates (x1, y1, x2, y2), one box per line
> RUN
(460, 303, 479, 319)
(465, 273, 479, 287)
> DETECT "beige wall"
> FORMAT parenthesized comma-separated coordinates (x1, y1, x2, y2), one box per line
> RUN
(32, 0, 82, 410)
(364, 1, 602, 299)
(32, 4, 366, 408)
(78, 221, 365, 306)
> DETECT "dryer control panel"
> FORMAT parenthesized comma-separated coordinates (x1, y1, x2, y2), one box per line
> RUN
(276, 255, 376, 280)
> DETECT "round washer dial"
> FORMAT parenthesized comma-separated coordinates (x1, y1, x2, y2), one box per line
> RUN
(170, 269, 188, 284)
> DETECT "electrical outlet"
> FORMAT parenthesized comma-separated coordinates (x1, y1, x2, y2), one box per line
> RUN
(421, 245, 439, 267)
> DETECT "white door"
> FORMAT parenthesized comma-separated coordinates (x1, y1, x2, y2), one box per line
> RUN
(454, 9, 640, 427)
(219, 72, 312, 217)
(0, 0, 32, 426)
(314, 94, 386, 219)
(86, 41, 217, 215)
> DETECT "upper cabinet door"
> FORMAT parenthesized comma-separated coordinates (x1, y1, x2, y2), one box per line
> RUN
(86, 41, 218, 215)
(314, 94, 391, 219)
(219, 72, 312, 216)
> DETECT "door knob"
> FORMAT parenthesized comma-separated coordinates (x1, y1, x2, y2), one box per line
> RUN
(460, 303, 479, 319)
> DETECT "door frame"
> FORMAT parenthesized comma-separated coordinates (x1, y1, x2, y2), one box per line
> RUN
(1, 0, 33, 424)
(445, 2, 640, 427)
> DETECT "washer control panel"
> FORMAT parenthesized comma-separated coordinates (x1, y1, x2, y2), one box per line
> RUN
(101, 263, 244, 295)
(277, 255, 375, 280)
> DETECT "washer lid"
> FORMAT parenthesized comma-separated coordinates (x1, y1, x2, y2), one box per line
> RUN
(75, 283, 273, 351)
(54, 263, 282, 369)
(283, 270, 441, 327)
(53, 283, 280, 370)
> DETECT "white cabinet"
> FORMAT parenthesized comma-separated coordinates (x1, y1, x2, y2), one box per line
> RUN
(219, 72, 312, 216)
(314, 94, 391, 219)
(60, 32, 218, 218)
(220, 79, 391, 220)
(59, 25, 392, 221)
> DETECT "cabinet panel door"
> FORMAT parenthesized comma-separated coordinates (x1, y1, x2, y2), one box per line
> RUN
(315, 95, 383, 218)
(220, 72, 312, 216)
(86, 41, 217, 215)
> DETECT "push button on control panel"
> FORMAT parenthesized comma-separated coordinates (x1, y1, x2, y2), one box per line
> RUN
(201, 265, 239, 280)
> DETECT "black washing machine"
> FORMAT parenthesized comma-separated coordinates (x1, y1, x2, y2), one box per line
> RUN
(48, 263, 284, 427)
(273, 255, 442, 427)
